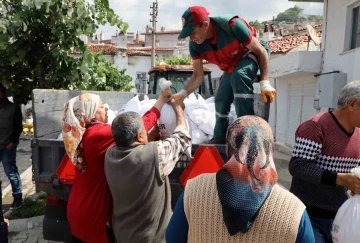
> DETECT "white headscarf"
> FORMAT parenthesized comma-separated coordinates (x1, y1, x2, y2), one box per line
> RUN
(61, 93, 101, 173)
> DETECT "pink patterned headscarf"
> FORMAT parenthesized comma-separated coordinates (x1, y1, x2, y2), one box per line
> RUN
(216, 115, 278, 235)
(61, 93, 101, 173)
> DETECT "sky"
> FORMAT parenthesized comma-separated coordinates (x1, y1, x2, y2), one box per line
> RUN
(99, 0, 324, 40)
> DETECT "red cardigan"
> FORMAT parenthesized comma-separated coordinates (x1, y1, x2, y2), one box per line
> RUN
(67, 107, 160, 243)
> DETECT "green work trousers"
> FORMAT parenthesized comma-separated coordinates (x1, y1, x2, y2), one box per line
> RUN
(213, 56, 258, 142)
(213, 40, 271, 142)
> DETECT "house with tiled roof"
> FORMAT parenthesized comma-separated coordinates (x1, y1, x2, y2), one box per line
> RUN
(73, 32, 155, 93)
(267, 0, 360, 148)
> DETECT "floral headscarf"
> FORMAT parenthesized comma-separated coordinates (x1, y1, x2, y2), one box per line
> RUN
(62, 93, 101, 173)
(216, 115, 278, 236)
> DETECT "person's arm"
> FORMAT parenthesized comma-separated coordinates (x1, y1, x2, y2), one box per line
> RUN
(182, 59, 204, 97)
(173, 43, 204, 100)
(165, 192, 188, 243)
(289, 119, 360, 193)
(157, 101, 191, 179)
(8, 105, 22, 147)
(229, 17, 275, 103)
(142, 107, 160, 132)
(289, 120, 334, 185)
(295, 211, 315, 243)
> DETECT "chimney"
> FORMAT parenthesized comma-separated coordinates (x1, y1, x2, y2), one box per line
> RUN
(136, 31, 139, 42)
(100, 32, 103, 42)
(262, 24, 274, 42)
(115, 31, 127, 49)
(161, 26, 165, 32)
(94, 35, 99, 44)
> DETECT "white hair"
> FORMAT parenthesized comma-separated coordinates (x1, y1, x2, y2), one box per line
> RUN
(337, 80, 360, 108)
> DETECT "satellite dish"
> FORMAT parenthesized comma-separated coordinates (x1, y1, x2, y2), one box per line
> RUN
(306, 24, 321, 46)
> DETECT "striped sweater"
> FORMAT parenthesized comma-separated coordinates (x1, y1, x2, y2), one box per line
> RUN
(289, 112, 360, 218)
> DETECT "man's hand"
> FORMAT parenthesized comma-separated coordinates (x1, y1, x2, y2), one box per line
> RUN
(160, 88, 173, 103)
(172, 89, 188, 101)
(337, 173, 360, 194)
(154, 88, 173, 111)
(170, 98, 185, 111)
(6, 142, 15, 150)
(259, 80, 276, 103)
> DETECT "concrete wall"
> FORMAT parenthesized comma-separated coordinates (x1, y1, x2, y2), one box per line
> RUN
(127, 56, 152, 92)
(322, 0, 360, 84)
(145, 33, 189, 48)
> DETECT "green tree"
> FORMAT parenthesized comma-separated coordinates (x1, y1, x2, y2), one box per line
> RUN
(249, 20, 263, 37)
(0, 0, 129, 104)
(75, 52, 133, 91)
(156, 56, 191, 65)
(275, 5, 303, 23)
(307, 15, 323, 24)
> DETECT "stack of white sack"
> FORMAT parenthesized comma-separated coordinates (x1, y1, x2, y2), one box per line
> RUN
(184, 93, 237, 144)
(56, 95, 237, 145)
(117, 93, 237, 144)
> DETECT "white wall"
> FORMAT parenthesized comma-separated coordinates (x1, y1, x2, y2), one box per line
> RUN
(322, 0, 360, 83)
(127, 56, 152, 91)
(272, 75, 319, 144)
(145, 33, 188, 48)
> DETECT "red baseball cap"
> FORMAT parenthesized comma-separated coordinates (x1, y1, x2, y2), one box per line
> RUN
(178, 6, 210, 39)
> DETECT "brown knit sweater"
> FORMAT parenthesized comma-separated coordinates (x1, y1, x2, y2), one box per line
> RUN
(184, 174, 305, 243)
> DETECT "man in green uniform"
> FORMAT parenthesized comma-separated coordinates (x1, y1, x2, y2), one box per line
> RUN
(174, 6, 276, 144)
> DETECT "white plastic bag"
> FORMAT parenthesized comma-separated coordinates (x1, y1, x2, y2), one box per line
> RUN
(205, 96, 215, 104)
(139, 99, 157, 116)
(119, 95, 141, 114)
(159, 78, 172, 90)
(191, 128, 208, 144)
(158, 103, 192, 158)
(57, 133, 63, 140)
(331, 167, 360, 243)
(106, 109, 117, 125)
(158, 103, 177, 138)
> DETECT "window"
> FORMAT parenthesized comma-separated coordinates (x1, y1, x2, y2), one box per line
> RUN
(351, 6, 360, 49)
(135, 72, 147, 93)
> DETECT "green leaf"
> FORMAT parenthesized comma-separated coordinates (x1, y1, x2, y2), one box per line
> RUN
(34, 0, 43, 10)
(23, 22, 27, 32)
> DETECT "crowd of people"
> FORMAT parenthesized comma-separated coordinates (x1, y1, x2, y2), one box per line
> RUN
(60, 80, 360, 243)
(2, 5, 360, 243)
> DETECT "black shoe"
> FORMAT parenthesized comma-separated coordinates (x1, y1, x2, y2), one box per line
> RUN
(10, 196, 23, 209)
(207, 138, 225, 144)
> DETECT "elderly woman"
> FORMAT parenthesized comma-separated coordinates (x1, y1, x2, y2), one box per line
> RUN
(62, 92, 171, 243)
(166, 116, 315, 243)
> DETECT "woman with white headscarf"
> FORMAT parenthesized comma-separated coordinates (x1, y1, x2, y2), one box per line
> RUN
(62, 92, 171, 243)
(166, 115, 315, 243)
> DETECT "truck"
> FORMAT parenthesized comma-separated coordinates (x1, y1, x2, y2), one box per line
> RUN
(31, 65, 269, 242)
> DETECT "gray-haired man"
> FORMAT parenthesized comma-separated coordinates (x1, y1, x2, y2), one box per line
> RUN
(104, 99, 191, 243)
(289, 80, 360, 243)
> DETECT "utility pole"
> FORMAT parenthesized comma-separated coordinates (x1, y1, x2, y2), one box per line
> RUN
(150, 0, 158, 68)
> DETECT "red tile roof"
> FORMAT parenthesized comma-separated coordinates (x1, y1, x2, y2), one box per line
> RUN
(268, 32, 322, 54)
(133, 38, 145, 43)
(72, 44, 127, 55)
(87, 44, 118, 55)
(297, 23, 323, 32)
